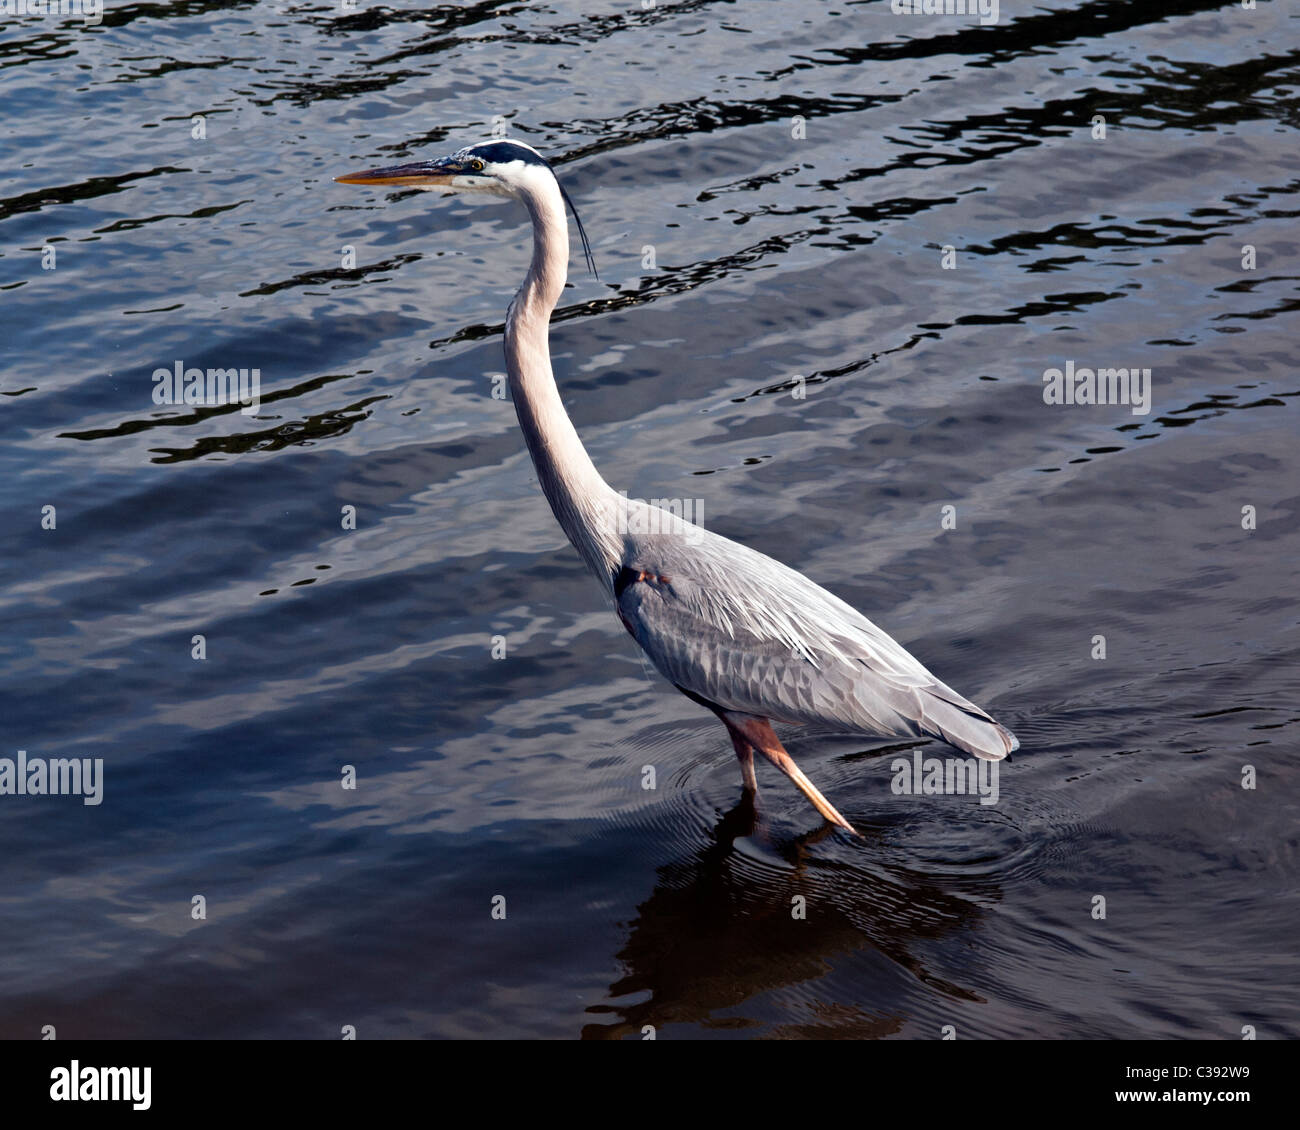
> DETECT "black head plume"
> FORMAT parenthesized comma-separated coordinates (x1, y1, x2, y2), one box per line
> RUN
(557, 178, 597, 280)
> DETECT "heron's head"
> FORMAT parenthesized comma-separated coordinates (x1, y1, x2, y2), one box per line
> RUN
(336, 138, 596, 273)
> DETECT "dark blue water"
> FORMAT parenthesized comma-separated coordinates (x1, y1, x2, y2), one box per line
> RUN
(2, 0, 1298, 1039)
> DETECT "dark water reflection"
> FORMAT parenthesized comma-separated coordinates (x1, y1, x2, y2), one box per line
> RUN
(582, 793, 994, 1040)
(2, 1, 1297, 1039)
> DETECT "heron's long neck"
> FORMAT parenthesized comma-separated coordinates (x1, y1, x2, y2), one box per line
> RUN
(505, 180, 621, 585)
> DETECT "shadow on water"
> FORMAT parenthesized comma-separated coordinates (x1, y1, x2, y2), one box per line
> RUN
(582, 795, 993, 1039)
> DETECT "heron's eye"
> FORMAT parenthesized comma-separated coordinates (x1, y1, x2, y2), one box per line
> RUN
(470, 159, 485, 172)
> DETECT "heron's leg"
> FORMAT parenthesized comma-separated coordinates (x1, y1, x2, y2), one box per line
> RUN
(730, 716, 858, 835)
(723, 726, 759, 793)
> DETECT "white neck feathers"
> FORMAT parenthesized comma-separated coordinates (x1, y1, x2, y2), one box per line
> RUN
(503, 173, 621, 585)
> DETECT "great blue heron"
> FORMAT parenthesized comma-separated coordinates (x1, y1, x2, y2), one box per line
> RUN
(337, 139, 1018, 835)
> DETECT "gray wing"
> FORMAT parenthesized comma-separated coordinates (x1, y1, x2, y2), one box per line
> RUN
(613, 521, 1016, 760)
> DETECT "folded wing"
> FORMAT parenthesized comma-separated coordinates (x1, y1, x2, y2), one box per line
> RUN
(613, 523, 1016, 760)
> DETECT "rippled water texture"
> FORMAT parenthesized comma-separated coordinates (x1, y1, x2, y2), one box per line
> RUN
(2, 0, 1298, 1039)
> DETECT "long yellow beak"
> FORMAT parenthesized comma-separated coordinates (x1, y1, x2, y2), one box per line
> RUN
(334, 160, 460, 187)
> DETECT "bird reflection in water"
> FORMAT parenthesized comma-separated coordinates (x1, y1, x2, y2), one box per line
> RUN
(581, 786, 997, 1040)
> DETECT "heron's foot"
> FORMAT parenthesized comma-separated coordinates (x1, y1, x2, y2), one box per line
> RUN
(746, 726, 857, 834)
(763, 744, 859, 835)
(717, 711, 859, 836)
(798, 821, 843, 847)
